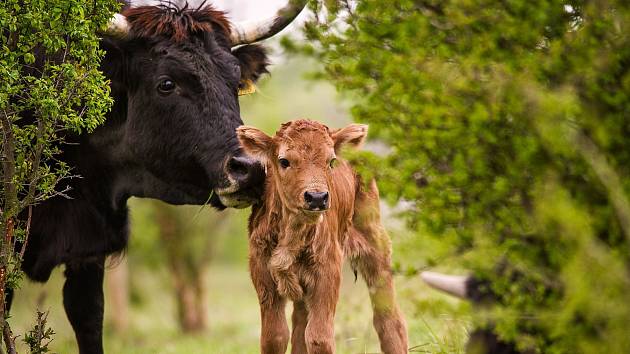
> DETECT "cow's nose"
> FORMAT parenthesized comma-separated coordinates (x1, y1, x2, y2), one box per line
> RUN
(304, 191, 329, 211)
(226, 155, 264, 187)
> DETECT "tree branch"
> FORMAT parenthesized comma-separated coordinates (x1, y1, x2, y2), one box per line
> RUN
(2, 322, 16, 354)
(1, 112, 17, 216)
(21, 114, 46, 208)
(574, 132, 630, 244)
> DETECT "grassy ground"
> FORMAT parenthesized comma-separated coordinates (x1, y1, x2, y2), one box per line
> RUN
(10, 245, 470, 353)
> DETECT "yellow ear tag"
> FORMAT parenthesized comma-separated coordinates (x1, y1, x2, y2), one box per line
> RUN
(238, 79, 257, 96)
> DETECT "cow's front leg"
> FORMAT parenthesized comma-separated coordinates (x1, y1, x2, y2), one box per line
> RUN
(63, 257, 105, 354)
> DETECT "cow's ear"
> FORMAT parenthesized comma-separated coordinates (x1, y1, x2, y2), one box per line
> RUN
(232, 44, 269, 83)
(237, 126, 274, 162)
(100, 38, 126, 91)
(331, 124, 368, 152)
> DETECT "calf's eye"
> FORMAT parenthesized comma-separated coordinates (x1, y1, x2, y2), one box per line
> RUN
(157, 79, 176, 95)
(279, 158, 290, 168)
(329, 158, 337, 169)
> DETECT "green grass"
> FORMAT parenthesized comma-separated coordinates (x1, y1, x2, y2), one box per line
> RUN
(10, 258, 469, 353)
(9, 196, 471, 354)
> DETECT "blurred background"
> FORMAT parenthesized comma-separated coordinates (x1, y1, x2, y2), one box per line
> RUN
(9, 33, 469, 354)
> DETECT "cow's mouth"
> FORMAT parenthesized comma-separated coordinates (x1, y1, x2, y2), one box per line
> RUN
(214, 188, 257, 209)
(214, 154, 265, 208)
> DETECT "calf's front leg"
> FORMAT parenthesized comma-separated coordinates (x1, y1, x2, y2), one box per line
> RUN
(304, 267, 340, 354)
(63, 257, 105, 354)
(260, 298, 289, 354)
(251, 253, 290, 354)
(291, 300, 309, 354)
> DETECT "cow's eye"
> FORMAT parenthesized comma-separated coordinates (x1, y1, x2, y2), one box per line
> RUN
(279, 158, 290, 169)
(329, 158, 337, 169)
(157, 79, 176, 95)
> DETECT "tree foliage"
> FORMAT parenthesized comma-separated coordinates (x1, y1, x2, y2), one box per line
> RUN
(0, 0, 118, 345)
(290, 0, 630, 352)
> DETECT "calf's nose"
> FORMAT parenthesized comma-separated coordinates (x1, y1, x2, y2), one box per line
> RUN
(304, 191, 329, 211)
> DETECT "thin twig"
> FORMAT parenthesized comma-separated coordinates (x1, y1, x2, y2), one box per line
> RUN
(19, 205, 33, 260)
(2, 322, 16, 354)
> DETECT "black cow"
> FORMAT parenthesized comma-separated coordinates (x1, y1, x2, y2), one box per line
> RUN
(11, 1, 306, 353)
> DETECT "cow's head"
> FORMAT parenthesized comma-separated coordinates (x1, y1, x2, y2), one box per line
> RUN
(95, 1, 305, 209)
(237, 119, 367, 221)
(421, 271, 526, 353)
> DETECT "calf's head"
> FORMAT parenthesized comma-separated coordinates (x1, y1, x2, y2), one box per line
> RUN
(237, 119, 367, 218)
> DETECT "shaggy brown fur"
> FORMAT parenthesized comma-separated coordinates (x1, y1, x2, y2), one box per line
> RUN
(123, 3, 231, 42)
(238, 119, 407, 354)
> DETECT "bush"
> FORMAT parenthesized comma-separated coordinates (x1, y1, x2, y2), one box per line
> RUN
(1, 0, 118, 348)
(290, 1, 630, 352)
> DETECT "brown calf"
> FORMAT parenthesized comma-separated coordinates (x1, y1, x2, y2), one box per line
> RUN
(237, 119, 407, 354)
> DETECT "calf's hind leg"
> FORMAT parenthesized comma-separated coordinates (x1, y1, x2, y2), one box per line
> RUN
(349, 179, 408, 354)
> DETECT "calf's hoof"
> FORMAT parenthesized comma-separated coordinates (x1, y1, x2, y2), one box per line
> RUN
(307, 338, 335, 354)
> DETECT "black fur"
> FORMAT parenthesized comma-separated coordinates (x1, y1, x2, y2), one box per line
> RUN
(462, 279, 530, 354)
(14, 4, 269, 354)
(233, 44, 270, 83)
(466, 329, 525, 354)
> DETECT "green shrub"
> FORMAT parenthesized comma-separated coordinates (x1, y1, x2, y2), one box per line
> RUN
(290, 1, 630, 352)
(1, 0, 119, 346)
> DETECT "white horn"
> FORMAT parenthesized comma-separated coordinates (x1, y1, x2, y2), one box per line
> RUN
(229, 0, 307, 46)
(106, 13, 129, 37)
(421, 271, 470, 299)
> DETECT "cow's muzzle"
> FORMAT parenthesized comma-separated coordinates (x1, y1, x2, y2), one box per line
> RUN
(215, 154, 265, 208)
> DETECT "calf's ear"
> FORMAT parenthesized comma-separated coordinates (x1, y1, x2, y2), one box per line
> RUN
(237, 126, 274, 162)
(233, 44, 269, 84)
(331, 124, 368, 152)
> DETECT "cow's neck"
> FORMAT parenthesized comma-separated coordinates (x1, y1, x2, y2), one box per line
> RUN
(67, 136, 128, 212)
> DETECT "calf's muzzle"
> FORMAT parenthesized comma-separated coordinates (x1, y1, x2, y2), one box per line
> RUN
(304, 191, 329, 211)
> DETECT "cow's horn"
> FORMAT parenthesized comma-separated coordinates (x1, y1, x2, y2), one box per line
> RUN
(421, 271, 470, 299)
(229, 0, 307, 46)
(106, 13, 130, 37)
